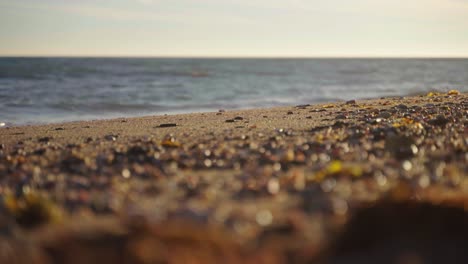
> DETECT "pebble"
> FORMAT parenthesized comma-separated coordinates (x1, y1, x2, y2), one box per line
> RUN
(158, 123, 177, 128)
(38, 137, 52, 143)
(267, 178, 280, 195)
(256, 210, 273, 226)
(385, 135, 418, 160)
(104, 135, 117, 141)
(396, 104, 408, 110)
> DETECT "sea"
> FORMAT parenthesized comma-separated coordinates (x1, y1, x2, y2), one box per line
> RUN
(0, 58, 467, 125)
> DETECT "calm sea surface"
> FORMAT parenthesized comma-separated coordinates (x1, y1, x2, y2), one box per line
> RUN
(0, 58, 467, 125)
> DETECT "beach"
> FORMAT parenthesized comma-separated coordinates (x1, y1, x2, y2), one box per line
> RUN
(0, 92, 467, 263)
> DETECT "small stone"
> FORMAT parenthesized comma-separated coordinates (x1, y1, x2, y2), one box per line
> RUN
(225, 119, 235, 123)
(287, 111, 294, 115)
(267, 178, 280, 195)
(385, 135, 418, 160)
(158, 123, 177, 128)
(335, 114, 347, 120)
(346, 100, 356, 105)
(402, 160, 412, 171)
(104, 135, 117, 141)
(38, 137, 52, 143)
(54, 127, 64, 131)
(234, 116, 244, 120)
(396, 104, 408, 110)
(122, 169, 131, 178)
(428, 115, 449, 127)
(378, 111, 392, 119)
(256, 210, 273, 226)
(418, 175, 431, 188)
(333, 121, 347, 128)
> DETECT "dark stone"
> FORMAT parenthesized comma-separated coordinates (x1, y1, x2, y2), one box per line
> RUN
(333, 121, 347, 128)
(385, 135, 418, 160)
(378, 111, 392, 119)
(396, 104, 408, 110)
(38, 137, 52, 143)
(158, 123, 177, 128)
(428, 115, 450, 127)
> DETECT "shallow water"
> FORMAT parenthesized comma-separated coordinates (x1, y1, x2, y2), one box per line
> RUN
(0, 58, 467, 125)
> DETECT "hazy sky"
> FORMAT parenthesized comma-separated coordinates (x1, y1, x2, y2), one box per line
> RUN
(1, 0, 468, 57)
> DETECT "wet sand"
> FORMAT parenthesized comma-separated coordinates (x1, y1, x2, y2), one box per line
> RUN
(0, 91, 467, 263)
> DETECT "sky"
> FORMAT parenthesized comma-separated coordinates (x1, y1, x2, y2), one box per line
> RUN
(1, 0, 468, 57)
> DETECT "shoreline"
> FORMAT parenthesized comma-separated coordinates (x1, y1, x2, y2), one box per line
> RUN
(0, 92, 467, 263)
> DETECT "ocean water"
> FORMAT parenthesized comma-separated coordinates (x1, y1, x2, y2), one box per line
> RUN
(0, 58, 467, 125)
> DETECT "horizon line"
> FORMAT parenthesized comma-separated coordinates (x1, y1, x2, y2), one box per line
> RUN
(1, 55, 468, 59)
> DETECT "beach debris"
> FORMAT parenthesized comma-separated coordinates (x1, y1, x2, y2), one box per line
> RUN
(0, 122, 6, 127)
(322, 104, 335, 109)
(427, 91, 440, 97)
(3, 192, 63, 229)
(158, 123, 177, 128)
(392, 118, 423, 129)
(314, 161, 363, 181)
(161, 137, 181, 148)
(447, 89, 460, 95)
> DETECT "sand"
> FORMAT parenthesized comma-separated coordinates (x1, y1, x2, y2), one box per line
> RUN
(0, 92, 467, 263)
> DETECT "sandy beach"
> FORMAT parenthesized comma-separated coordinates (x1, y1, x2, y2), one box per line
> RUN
(0, 91, 467, 263)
